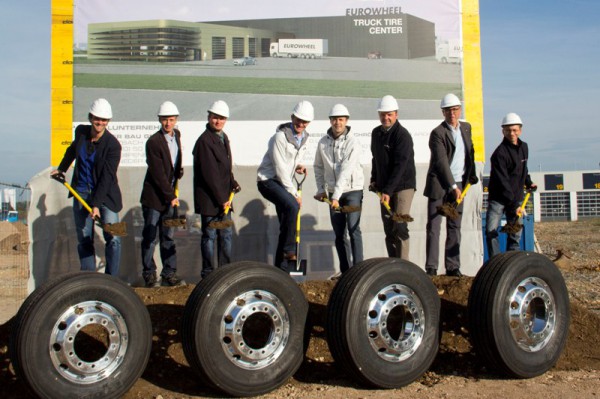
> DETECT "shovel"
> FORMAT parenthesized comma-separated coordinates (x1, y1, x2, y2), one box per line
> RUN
(208, 191, 236, 229)
(51, 173, 127, 237)
(501, 189, 533, 234)
(289, 172, 308, 277)
(163, 182, 187, 228)
(437, 176, 478, 220)
(318, 185, 361, 213)
(375, 191, 414, 222)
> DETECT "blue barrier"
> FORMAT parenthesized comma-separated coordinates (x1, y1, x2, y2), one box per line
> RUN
(482, 213, 534, 262)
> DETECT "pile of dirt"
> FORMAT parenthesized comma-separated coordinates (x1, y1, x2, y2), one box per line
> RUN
(1, 219, 599, 398)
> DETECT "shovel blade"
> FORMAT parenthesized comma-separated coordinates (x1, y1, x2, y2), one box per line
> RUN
(289, 259, 307, 277)
(163, 216, 187, 228)
(102, 222, 128, 237)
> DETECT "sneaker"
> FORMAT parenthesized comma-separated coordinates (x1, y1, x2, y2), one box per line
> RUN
(161, 274, 186, 287)
(144, 273, 160, 288)
(445, 269, 462, 277)
(426, 268, 437, 276)
(328, 271, 343, 281)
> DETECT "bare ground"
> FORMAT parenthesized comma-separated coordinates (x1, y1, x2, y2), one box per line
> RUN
(0, 219, 599, 398)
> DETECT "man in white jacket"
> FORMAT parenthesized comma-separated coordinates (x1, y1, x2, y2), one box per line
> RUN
(314, 104, 364, 276)
(257, 101, 313, 271)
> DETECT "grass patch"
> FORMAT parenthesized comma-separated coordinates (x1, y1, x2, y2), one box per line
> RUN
(74, 73, 459, 99)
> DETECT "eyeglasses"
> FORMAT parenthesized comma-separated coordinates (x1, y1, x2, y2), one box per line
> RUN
(443, 107, 461, 113)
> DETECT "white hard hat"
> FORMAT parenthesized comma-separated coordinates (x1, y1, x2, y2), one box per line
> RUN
(377, 95, 398, 112)
(89, 98, 112, 119)
(440, 93, 461, 109)
(207, 100, 230, 118)
(329, 104, 350, 118)
(157, 101, 179, 116)
(501, 112, 523, 126)
(292, 100, 314, 122)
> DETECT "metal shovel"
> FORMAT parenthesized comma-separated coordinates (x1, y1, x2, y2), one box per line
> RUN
(51, 173, 127, 236)
(501, 189, 534, 234)
(289, 172, 307, 277)
(163, 182, 187, 228)
(437, 176, 478, 220)
(208, 191, 236, 229)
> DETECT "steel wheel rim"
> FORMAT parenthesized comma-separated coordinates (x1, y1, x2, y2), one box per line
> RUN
(366, 284, 425, 362)
(49, 301, 128, 384)
(508, 277, 556, 352)
(220, 290, 289, 370)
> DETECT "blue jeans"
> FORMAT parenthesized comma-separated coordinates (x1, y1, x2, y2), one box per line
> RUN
(141, 206, 177, 279)
(201, 213, 232, 278)
(257, 179, 300, 270)
(73, 193, 121, 276)
(485, 200, 521, 259)
(330, 190, 364, 272)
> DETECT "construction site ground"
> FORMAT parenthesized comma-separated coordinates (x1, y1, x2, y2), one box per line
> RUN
(0, 219, 599, 398)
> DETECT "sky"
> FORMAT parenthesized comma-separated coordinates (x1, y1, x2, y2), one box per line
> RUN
(2, 0, 600, 186)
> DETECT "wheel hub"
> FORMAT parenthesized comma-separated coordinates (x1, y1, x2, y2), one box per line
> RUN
(220, 290, 289, 370)
(49, 301, 128, 384)
(508, 277, 556, 352)
(366, 284, 425, 362)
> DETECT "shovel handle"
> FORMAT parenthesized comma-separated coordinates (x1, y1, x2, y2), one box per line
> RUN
(376, 192, 393, 215)
(517, 192, 531, 217)
(455, 183, 472, 205)
(223, 191, 235, 215)
(57, 179, 94, 215)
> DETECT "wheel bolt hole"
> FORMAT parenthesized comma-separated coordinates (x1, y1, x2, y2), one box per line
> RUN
(224, 315, 233, 323)
(368, 310, 378, 318)
(223, 337, 232, 344)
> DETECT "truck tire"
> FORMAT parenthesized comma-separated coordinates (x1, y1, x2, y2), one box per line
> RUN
(327, 258, 440, 388)
(10, 272, 152, 399)
(468, 251, 570, 378)
(182, 261, 308, 397)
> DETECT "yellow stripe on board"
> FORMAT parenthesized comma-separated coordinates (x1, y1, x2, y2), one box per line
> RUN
(462, 0, 485, 162)
(50, 0, 74, 166)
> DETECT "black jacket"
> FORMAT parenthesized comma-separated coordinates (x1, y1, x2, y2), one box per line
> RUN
(192, 124, 239, 216)
(424, 121, 477, 200)
(140, 129, 184, 212)
(370, 120, 416, 194)
(488, 138, 533, 206)
(58, 124, 123, 212)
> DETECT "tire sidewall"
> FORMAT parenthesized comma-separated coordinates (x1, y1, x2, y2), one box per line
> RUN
(491, 253, 570, 376)
(14, 273, 152, 399)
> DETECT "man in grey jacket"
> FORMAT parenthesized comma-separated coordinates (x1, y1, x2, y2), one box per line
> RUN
(314, 104, 364, 276)
(257, 101, 313, 271)
(423, 94, 477, 277)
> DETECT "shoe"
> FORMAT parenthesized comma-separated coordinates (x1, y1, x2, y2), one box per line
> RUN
(328, 271, 343, 281)
(144, 274, 160, 288)
(161, 274, 186, 287)
(426, 268, 437, 276)
(446, 269, 462, 277)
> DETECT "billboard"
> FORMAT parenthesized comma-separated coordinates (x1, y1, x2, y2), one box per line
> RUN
(51, 0, 484, 167)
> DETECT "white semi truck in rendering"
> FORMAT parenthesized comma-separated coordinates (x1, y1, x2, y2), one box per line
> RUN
(270, 39, 329, 58)
(436, 39, 461, 63)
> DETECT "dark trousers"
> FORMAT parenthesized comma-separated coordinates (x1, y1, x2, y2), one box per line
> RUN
(257, 179, 300, 270)
(425, 185, 463, 272)
(141, 206, 177, 279)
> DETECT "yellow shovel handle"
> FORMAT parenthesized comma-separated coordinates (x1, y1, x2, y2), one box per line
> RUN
(223, 191, 235, 215)
(377, 192, 393, 214)
(455, 183, 472, 205)
(517, 192, 531, 217)
(63, 182, 94, 215)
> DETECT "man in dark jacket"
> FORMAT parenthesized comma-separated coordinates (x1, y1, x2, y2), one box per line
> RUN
(370, 95, 416, 260)
(424, 94, 477, 277)
(486, 112, 537, 258)
(51, 98, 123, 276)
(140, 101, 185, 287)
(193, 101, 240, 278)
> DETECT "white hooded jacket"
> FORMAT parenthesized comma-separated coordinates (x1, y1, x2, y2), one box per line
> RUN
(257, 122, 309, 197)
(314, 126, 364, 200)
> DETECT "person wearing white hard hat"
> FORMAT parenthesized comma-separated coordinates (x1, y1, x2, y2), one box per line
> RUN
(50, 98, 123, 276)
(423, 94, 478, 277)
(193, 100, 240, 279)
(139, 101, 185, 287)
(314, 104, 364, 277)
(369, 95, 416, 260)
(257, 100, 313, 271)
(485, 113, 537, 258)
